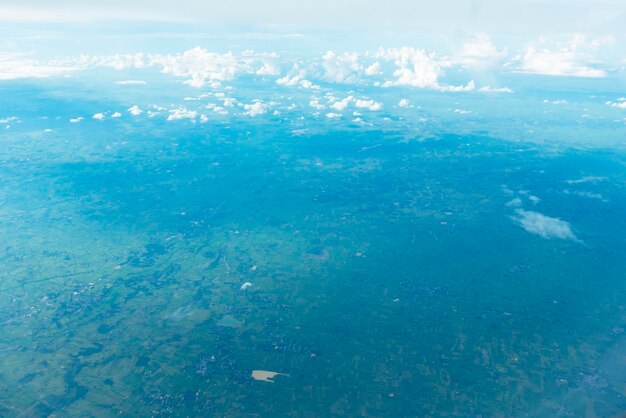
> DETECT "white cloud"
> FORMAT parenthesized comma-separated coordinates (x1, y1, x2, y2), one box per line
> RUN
(455, 33, 505, 68)
(256, 61, 281, 76)
(354, 99, 382, 111)
(243, 101, 266, 116)
(513, 209, 578, 241)
(505, 197, 522, 207)
(326, 112, 341, 119)
(0, 52, 77, 80)
(379, 47, 440, 88)
(300, 79, 319, 89)
(330, 96, 353, 111)
(517, 35, 606, 78)
(167, 107, 197, 121)
(364, 62, 381, 75)
(111, 112, 122, 118)
(565, 176, 607, 184)
(92, 113, 105, 120)
(276, 74, 301, 86)
(479, 86, 513, 93)
(309, 98, 325, 110)
(152, 47, 244, 88)
(0, 116, 18, 124)
(114, 80, 146, 85)
(223, 98, 237, 107)
(438, 80, 475, 92)
(69, 117, 83, 123)
(378, 47, 474, 92)
(606, 98, 626, 109)
(321, 51, 364, 84)
(398, 99, 410, 107)
(128, 105, 142, 116)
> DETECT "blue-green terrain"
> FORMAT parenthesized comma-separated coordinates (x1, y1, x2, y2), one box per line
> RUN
(1, 67, 625, 417)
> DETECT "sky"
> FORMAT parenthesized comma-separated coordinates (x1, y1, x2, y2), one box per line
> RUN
(0, 1, 624, 96)
(2, 0, 625, 35)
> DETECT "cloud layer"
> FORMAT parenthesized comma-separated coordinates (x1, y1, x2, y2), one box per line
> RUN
(513, 209, 578, 241)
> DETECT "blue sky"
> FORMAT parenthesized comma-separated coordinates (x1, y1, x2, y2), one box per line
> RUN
(2, 0, 625, 35)
(1, 1, 624, 73)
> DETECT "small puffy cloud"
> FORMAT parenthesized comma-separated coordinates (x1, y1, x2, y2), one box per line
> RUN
(0, 116, 18, 124)
(92, 113, 105, 120)
(309, 98, 325, 110)
(276, 74, 301, 86)
(111, 112, 122, 118)
(330, 96, 353, 111)
(505, 197, 523, 207)
(69, 117, 83, 123)
(479, 86, 513, 93)
(114, 80, 146, 85)
(513, 209, 578, 241)
(243, 101, 266, 116)
(276, 64, 307, 86)
(167, 107, 197, 121)
(326, 112, 341, 119)
(606, 98, 626, 109)
(438, 81, 475, 92)
(398, 99, 410, 107)
(321, 51, 364, 84)
(128, 105, 142, 116)
(543, 99, 567, 105)
(300, 79, 320, 89)
(364, 62, 381, 76)
(354, 99, 382, 111)
(256, 60, 281, 76)
(516, 35, 606, 78)
(223, 98, 237, 107)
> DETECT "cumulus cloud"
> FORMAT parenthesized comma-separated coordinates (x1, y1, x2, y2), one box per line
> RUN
(379, 47, 440, 88)
(378, 47, 474, 91)
(256, 60, 281, 76)
(516, 35, 606, 78)
(128, 105, 142, 116)
(398, 99, 410, 107)
(309, 98, 325, 110)
(513, 209, 578, 241)
(606, 98, 626, 109)
(364, 62, 381, 75)
(111, 112, 122, 118)
(455, 33, 505, 68)
(326, 112, 341, 119)
(167, 107, 197, 121)
(330, 96, 353, 111)
(154, 47, 242, 88)
(354, 99, 382, 111)
(0, 52, 78, 80)
(0, 116, 18, 124)
(69, 117, 83, 123)
(243, 101, 266, 116)
(321, 51, 364, 84)
(92, 113, 105, 120)
(479, 86, 513, 93)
